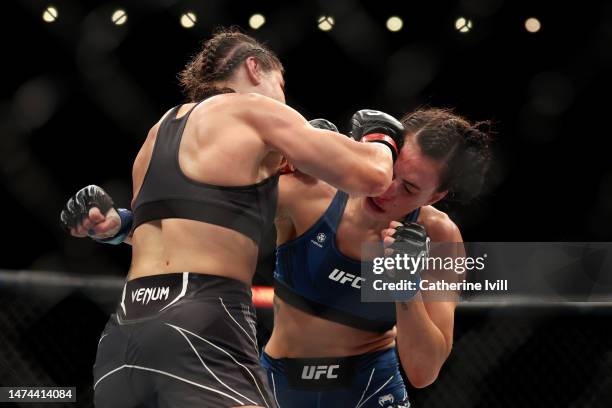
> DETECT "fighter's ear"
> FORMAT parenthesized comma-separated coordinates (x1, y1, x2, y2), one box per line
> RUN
(426, 190, 448, 206)
(244, 56, 262, 86)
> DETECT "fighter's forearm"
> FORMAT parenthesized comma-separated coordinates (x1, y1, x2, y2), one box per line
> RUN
(394, 295, 451, 388)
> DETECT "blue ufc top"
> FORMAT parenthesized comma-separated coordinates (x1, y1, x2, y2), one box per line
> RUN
(274, 191, 420, 333)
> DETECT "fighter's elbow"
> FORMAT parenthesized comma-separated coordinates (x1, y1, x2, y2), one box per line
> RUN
(407, 370, 438, 389)
(403, 361, 441, 389)
(398, 345, 450, 389)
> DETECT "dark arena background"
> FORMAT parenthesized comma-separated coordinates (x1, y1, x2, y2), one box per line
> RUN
(2, 0, 612, 407)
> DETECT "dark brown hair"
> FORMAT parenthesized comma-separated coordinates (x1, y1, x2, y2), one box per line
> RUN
(178, 27, 284, 102)
(401, 108, 493, 203)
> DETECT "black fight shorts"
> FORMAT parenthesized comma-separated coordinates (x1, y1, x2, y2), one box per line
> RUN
(93, 272, 276, 408)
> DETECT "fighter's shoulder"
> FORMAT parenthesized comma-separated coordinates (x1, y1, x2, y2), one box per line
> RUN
(207, 92, 277, 112)
(418, 205, 462, 242)
(137, 104, 185, 154)
(136, 114, 166, 164)
(189, 93, 282, 123)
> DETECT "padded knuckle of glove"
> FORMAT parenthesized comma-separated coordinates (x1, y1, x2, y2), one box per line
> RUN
(59, 185, 114, 232)
(390, 222, 429, 255)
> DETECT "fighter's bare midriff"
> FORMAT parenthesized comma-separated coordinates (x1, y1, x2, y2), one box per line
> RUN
(265, 296, 396, 358)
(128, 220, 259, 284)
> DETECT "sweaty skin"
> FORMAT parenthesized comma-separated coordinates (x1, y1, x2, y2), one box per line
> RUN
(71, 94, 459, 388)
(125, 70, 395, 285)
(268, 174, 397, 357)
(69, 56, 402, 408)
(129, 97, 279, 284)
(266, 137, 462, 388)
(266, 177, 457, 351)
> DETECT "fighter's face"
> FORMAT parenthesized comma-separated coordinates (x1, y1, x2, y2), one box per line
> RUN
(361, 135, 448, 221)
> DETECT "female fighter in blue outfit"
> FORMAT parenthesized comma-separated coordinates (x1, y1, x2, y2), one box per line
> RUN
(262, 108, 490, 408)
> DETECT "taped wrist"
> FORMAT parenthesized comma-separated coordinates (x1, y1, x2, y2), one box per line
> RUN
(360, 133, 399, 162)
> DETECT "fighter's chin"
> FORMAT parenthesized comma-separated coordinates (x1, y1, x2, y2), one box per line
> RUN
(363, 197, 388, 218)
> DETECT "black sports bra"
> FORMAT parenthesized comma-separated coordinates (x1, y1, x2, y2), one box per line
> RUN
(132, 102, 279, 244)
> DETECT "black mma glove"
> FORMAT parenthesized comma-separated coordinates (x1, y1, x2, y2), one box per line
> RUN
(350, 109, 405, 161)
(60, 185, 132, 245)
(390, 222, 430, 276)
(60, 185, 114, 233)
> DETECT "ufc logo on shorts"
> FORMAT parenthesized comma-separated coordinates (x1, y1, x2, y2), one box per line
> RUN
(301, 365, 340, 380)
(328, 269, 364, 289)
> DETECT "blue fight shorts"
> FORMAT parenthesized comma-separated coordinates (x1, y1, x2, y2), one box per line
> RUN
(260, 347, 410, 408)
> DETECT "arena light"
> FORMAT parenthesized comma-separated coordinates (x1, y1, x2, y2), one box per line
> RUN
(111, 9, 127, 26)
(386, 16, 403, 32)
(180, 12, 197, 29)
(455, 17, 473, 34)
(249, 13, 265, 30)
(317, 15, 335, 32)
(525, 17, 541, 33)
(42, 6, 58, 23)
